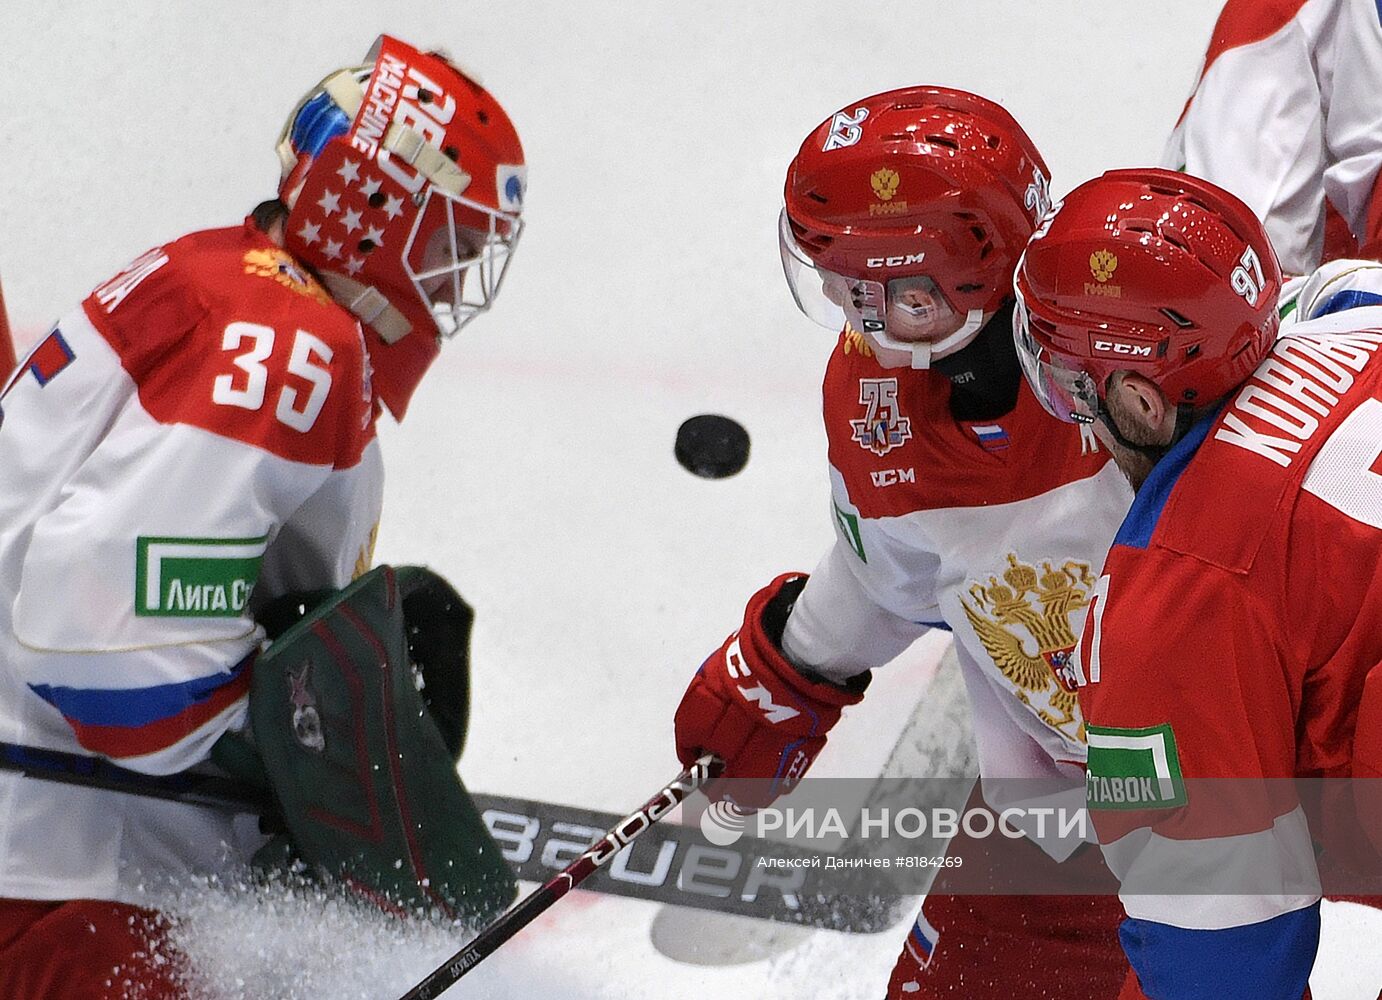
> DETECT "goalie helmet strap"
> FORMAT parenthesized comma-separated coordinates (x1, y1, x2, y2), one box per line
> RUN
(316, 271, 413, 344)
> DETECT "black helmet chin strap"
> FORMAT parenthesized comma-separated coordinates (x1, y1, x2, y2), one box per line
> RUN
(1093, 402, 1197, 462)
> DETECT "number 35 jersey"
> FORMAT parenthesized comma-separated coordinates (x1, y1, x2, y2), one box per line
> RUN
(0, 222, 382, 903)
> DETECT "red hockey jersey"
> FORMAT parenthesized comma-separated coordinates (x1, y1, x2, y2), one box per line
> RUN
(1076, 272, 1382, 997)
(0, 222, 381, 904)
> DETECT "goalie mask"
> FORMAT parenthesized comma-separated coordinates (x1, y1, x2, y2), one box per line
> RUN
(781, 87, 1050, 369)
(277, 35, 526, 417)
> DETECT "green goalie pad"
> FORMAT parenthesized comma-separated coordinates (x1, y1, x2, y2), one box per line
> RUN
(254, 565, 472, 763)
(247, 564, 514, 922)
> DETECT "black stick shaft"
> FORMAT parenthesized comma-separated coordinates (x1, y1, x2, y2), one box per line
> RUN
(0, 740, 269, 812)
(398, 755, 719, 1000)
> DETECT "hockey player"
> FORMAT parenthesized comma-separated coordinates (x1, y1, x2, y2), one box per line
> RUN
(673, 88, 1139, 997)
(1164, 0, 1382, 273)
(0, 36, 524, 999)
(1013, 167, 1382, 998)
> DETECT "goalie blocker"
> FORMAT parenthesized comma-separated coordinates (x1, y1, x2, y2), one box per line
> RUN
(218, 564, 515, 922)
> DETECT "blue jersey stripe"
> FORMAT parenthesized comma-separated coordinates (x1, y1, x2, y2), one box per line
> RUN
(1313, 288, 1382, 317)
(1112, 406, 1223, 551)
(29, 655, 252, 728)
(1120, 903, 1319, 999)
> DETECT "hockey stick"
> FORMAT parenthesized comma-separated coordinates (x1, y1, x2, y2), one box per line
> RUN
(397, 754, 721, 1000)
(0, 740, 271, 812)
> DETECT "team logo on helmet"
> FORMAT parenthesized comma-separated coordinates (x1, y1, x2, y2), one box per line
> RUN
(1084, 249, 1122, 298)
(870, 168, 900, 201)
(849, 378, 912, 456)
(1089, 250, 1118, 283)
(868, 168, 907, 218)
(497, 164, 527, 212)
(960, 554, 1096, 745)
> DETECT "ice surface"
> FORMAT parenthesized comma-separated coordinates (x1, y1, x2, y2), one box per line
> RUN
(3, 2, 1380, 996)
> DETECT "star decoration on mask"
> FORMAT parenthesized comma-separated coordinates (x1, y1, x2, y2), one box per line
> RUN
(340, 207, 363, 234)
(363, 225, 386, 248)
(346, 256, 365, 276)
(382, 194, 404, 220)
(296, 220, 322, 245)
(336, 160, 361, 185)
(316, 189, 341, 216)
(322, 238, 343, 260)
(360, 176, 383, 198)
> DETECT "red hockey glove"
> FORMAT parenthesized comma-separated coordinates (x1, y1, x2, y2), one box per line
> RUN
(674, 573, 869, 809)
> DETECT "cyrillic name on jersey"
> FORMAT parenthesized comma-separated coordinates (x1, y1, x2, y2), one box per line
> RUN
(1213, 331, 1382, 467)
(93, 249, 170, 314)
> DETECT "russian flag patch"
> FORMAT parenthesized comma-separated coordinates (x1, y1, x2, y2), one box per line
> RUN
(25, 329, 75, 386)
(969, 423, 1010, 452)
(905, 911, 941, 969)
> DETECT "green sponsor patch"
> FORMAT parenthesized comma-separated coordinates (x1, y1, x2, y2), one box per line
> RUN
(833, 502, 867, 563)
(136, 535, 268, 618)
(1086, 722, 1187, 811)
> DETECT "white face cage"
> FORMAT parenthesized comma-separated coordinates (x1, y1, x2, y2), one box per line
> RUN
(403, 185, 524, 339)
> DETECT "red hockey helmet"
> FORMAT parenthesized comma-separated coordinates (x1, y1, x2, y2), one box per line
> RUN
(1013, 168, 1281, 424)
(277, 36, 526, 418)
(780, 87, 1051, 367)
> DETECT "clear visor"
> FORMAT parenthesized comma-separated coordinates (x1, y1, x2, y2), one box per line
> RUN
(404, 187, 524, 338)
(778, 210, 965, 345)
(1012, 292, 1100, 424)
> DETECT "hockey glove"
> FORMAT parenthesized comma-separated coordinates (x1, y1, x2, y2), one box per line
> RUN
(674, 573, 868, 809)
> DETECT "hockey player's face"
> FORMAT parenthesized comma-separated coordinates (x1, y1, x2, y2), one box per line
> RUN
(830, 274, 963, 347)
(415, 224, 486, 307)
(882, 278, 963, 343)
(1097, 375, 1170, 491)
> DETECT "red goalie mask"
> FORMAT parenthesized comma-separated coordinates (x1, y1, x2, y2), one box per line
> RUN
(277, 35, 526, 417)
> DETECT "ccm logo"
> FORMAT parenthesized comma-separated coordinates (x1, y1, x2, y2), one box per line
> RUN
(870, 468, 916, 487)
(1092, 340, 1154, 357)
(866, 253, 925, 268)
(725, 638, 801, 724)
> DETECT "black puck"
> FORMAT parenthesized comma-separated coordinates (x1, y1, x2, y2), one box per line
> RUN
(675, 414, 750, 479)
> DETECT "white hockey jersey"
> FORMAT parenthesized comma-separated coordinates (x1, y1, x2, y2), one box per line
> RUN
(0, 222, 382, 904)
(1163, 0, 1382, 274)
(781, 327, 1132, 853)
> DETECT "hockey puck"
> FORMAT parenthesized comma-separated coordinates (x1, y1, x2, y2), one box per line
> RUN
(675, 414, 750, 479)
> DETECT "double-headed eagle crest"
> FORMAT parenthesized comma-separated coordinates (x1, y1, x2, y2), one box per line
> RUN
(243, 247, 333, 305)
(959, 554, 1094, 743)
